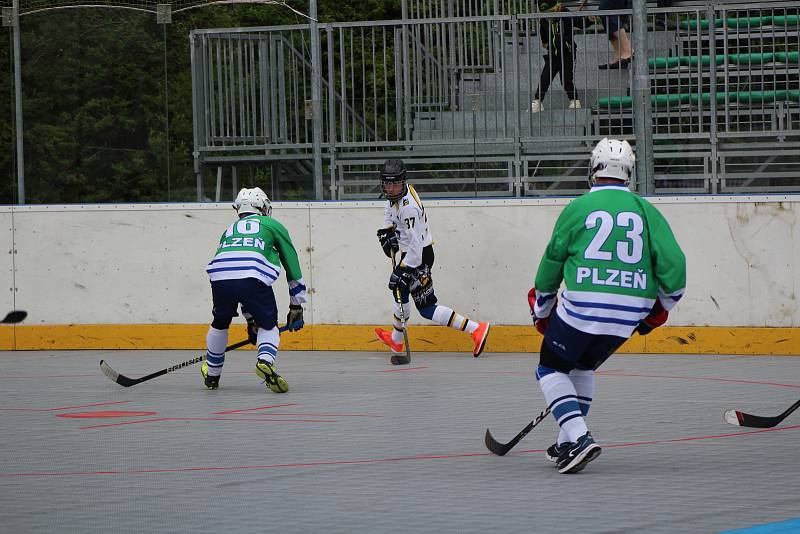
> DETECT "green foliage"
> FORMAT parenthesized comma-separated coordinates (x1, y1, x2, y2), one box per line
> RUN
(0, 1, 401, 204)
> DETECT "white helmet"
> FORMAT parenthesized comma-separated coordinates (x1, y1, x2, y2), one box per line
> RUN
(589, 138, 635, 186)
(233, 187, 271, 216)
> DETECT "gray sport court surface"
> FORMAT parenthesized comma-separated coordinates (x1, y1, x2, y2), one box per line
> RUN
(1, 349, 798, 533)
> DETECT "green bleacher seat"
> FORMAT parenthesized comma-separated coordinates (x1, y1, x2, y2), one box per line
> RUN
(679, 15, 799, 31)
(598, 90, 800, 109)
(648, 52, 799, 69)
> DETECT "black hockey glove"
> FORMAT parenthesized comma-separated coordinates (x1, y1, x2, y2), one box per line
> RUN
(388, 264, 414, 293)
(635, 300, 668, 336)
(286, 305, 304, 331)
(376, 227, 399, 258)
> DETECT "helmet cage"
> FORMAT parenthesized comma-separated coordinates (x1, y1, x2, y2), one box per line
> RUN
(380, 160, 408, 202)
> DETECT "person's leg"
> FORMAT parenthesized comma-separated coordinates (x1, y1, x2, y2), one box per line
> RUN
(616, 27, 632, 60)
(534, 55, 555, 106)
(413, 263, 489, 357)
(254, 325, 288, 393)
(374, 284, 410, 352)
(536, 313, 603, 473)
(537, 342, 588, 447)
(600, 0, 627, 65)
(203, 280, 238, 389)
(561, 52, 578, 102)
(238, 280, 288, 393)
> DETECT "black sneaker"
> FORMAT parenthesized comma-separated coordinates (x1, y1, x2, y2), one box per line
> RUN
(545, 442, 570, 463)
(556, 432, 602, 474)
(201, 362, 220, 390)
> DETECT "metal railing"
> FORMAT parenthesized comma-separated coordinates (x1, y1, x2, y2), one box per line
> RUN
(188, 2, 800, 199)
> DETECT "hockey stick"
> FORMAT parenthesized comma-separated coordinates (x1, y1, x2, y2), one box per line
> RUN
(99, 321, 303, 388)
(389, 252, 412, 366)
(723, 398, 800, 429)
(485, 408, 551, 456)
(1, 310, 27, 324)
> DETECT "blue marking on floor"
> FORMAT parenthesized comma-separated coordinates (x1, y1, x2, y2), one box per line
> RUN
(720, 518, 800, 533)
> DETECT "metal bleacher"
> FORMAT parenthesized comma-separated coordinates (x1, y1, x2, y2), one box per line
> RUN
(190, 0, 800, 200)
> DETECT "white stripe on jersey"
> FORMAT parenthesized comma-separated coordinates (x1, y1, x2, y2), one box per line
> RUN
(658, 287, 684, 311)
(206, 250, 282, 286)
(556, 289, 655, 338)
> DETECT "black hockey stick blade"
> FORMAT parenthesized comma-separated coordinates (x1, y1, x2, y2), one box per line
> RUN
(1, 310, 27, 324)
(723, 398, 800, 429)
(485, 408, 551, 456)
(390, 354, 410, 365)
(99, 321, 303, 387)
(390, 315, 411, 366)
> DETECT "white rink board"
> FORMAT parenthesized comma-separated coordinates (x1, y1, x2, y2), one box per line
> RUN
(0, 209, 18, 316)
(9, 196, 800, 327)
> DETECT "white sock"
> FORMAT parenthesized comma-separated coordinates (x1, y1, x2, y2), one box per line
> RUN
(391, 301, 410, 344)
(537, 370, 588, 443)
(205, 327, 228, 377)
(256, 326, 280, 365)
(570, 369, 596, 416)
(431, 305, 479, 334)
(556, 369, 595, 444)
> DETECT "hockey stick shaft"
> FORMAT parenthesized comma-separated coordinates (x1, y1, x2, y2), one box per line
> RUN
(724, 398, 800, 428)
(485, 408, 551, 456)
(390, 252, 411, 365)
(100, 321, 302, 387)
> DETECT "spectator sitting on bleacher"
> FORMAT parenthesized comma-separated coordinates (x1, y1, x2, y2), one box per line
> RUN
(598, 0, 632, 69)
(531, 0, 584, 113)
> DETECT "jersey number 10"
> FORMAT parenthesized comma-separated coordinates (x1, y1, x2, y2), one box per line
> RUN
(225, 219, 260, 237)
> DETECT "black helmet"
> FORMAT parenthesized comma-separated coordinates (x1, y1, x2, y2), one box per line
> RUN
(380, 159, 408, 202)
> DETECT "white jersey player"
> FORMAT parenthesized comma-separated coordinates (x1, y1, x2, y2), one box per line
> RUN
(374, 159, 491, 363)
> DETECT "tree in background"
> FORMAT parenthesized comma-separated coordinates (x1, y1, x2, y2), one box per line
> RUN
(0, 1, 401, 204)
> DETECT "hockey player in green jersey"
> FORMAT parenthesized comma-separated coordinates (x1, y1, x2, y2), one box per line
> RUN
(374, 159, 491, 364)
(202, 187, 307, 392)
(529, 138, 686, 473)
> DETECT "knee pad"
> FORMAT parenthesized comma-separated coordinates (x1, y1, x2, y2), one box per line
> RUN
(211, 316, 233, 330)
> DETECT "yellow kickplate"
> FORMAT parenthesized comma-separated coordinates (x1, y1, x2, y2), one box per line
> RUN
(6, 324, 800, 355)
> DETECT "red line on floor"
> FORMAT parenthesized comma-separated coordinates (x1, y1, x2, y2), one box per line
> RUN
(380, 366, 429, 372)
(4, 424, 797, 478)
(598, 372, 799, 389)
(58, 411, 156, 419)
(0, 400, 133, 412)
(47, 401, 135, 412)
(213, 403, 297, 414)
(78, 416, 337, 429)
(230, 412, 381, 417)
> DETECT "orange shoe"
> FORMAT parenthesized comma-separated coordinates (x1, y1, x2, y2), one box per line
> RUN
(375, 327, 404, 353)
(471, 322, 490, 357)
